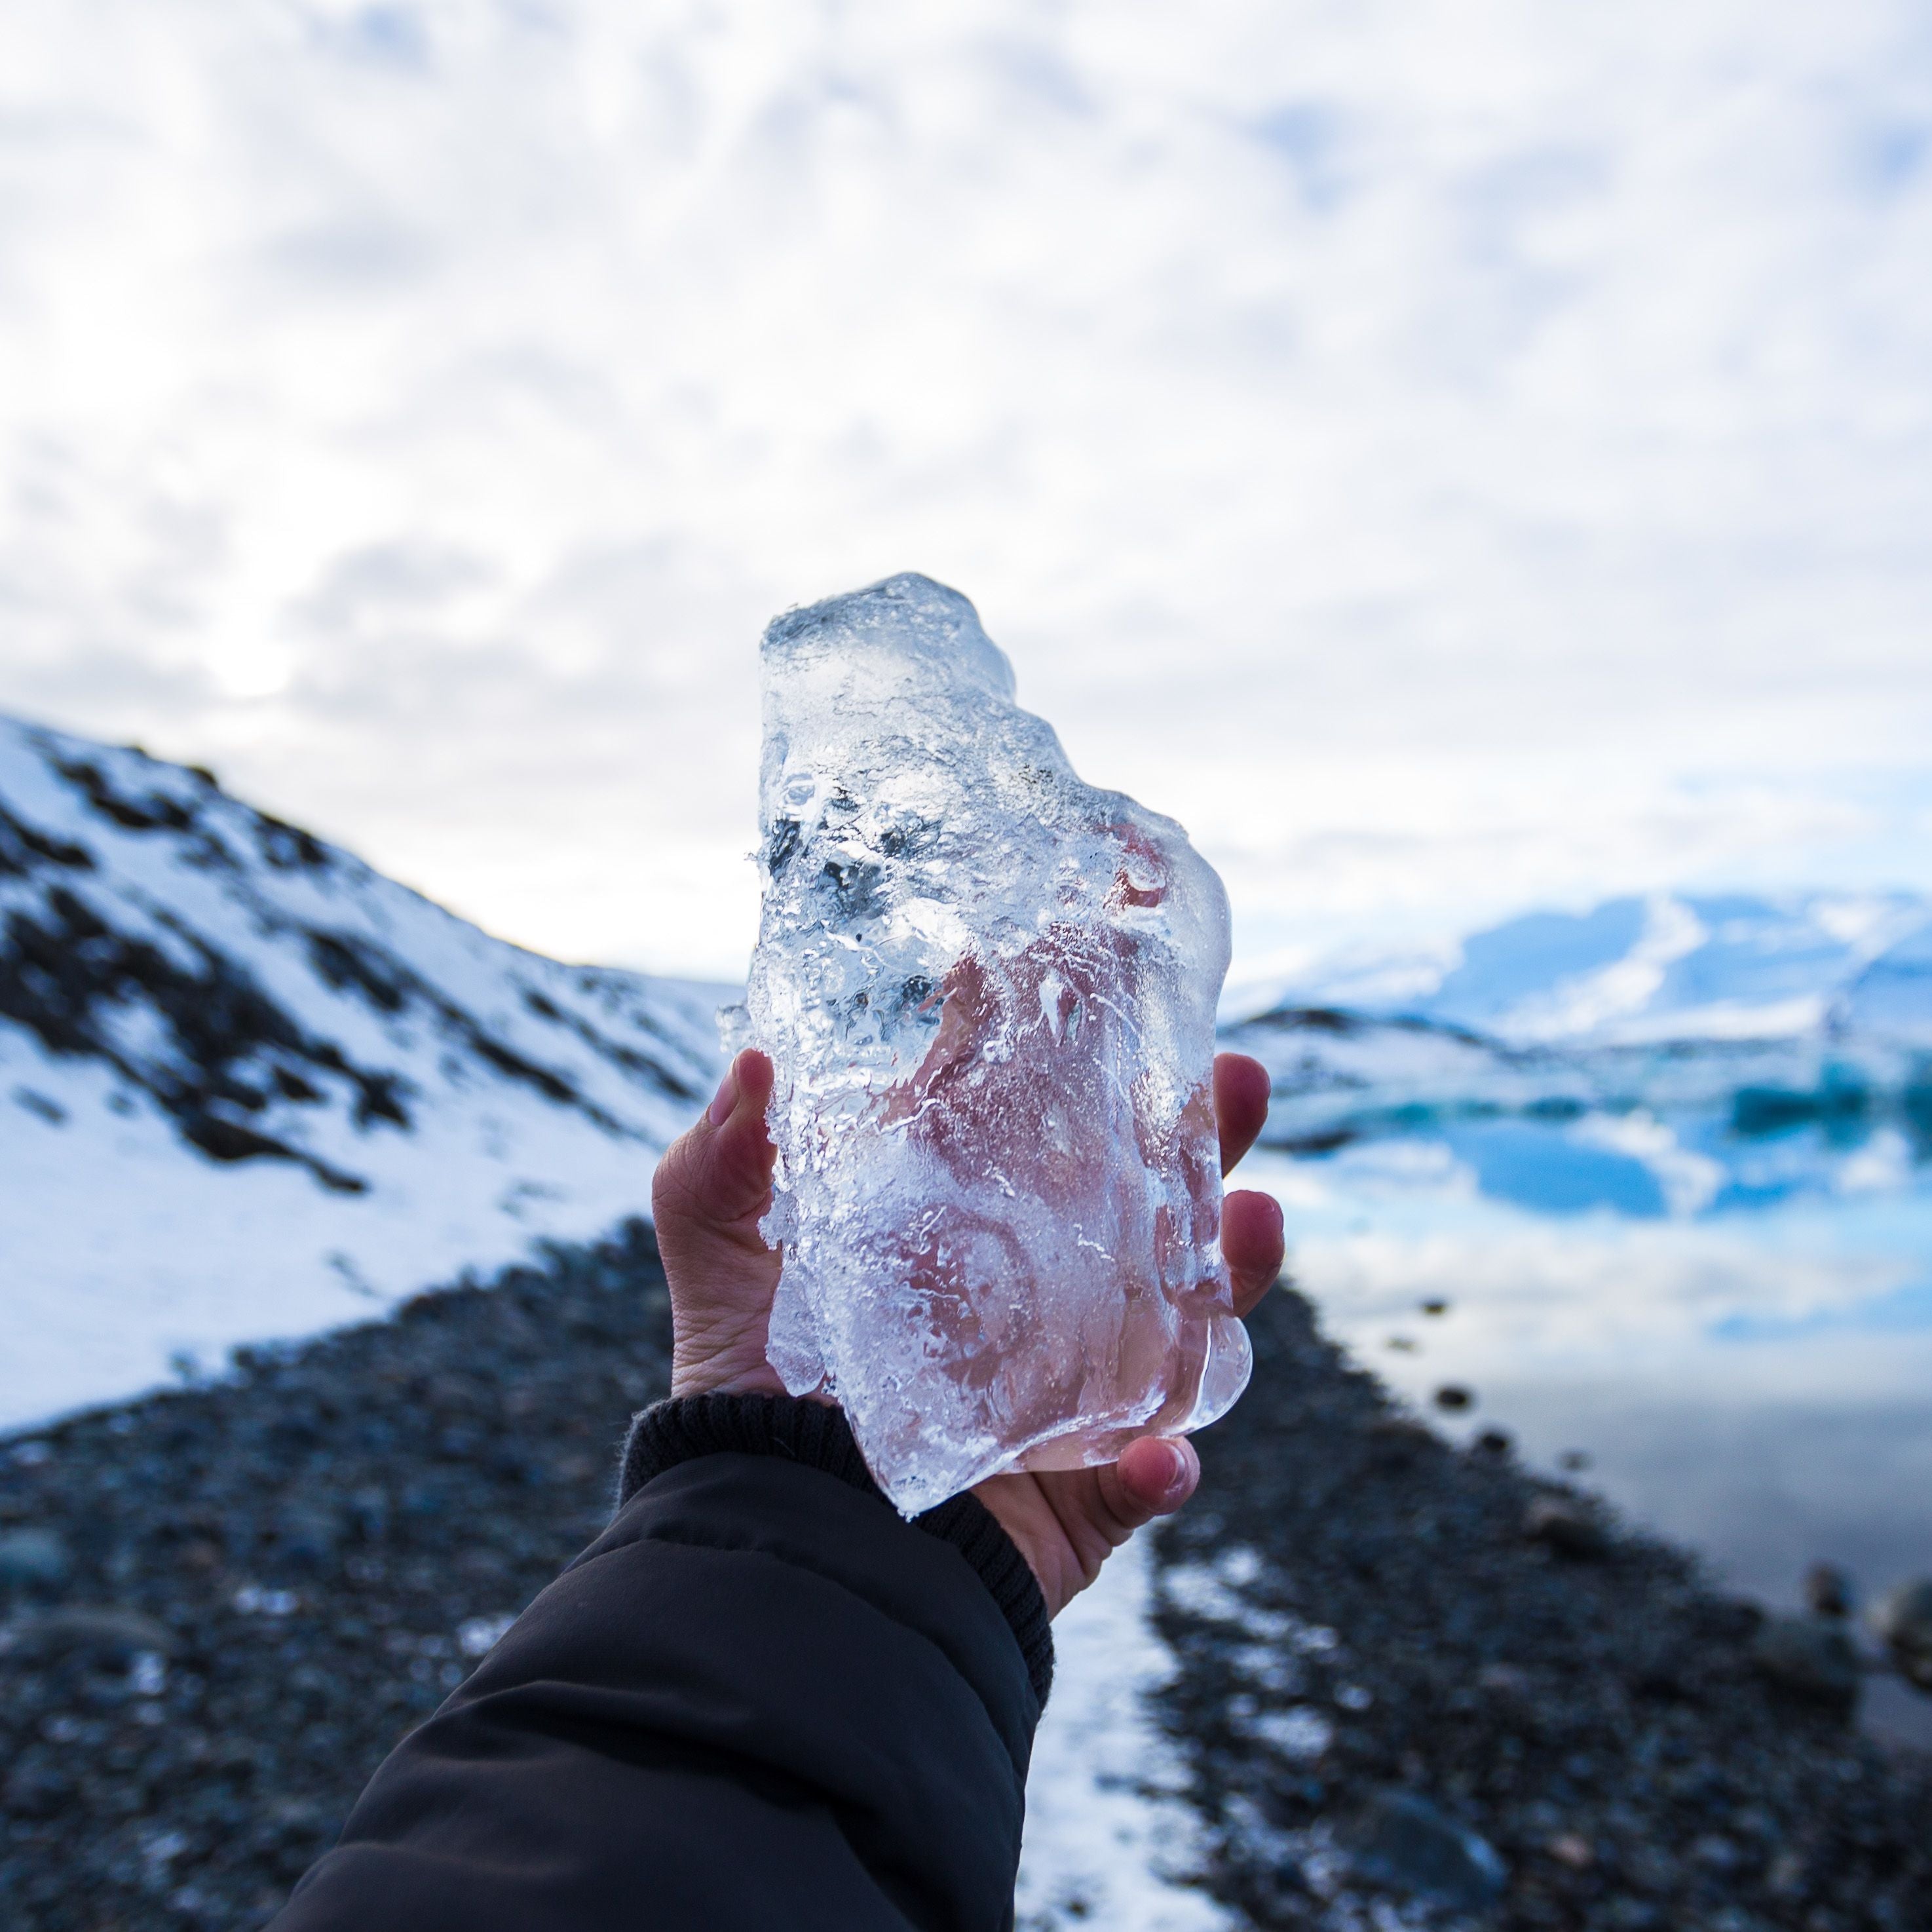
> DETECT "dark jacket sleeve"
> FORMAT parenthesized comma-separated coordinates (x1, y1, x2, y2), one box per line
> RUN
(269, 1393, 1053, 1932)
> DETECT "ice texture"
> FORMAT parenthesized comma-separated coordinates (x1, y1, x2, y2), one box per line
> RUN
(735, 573, 1249, 1514)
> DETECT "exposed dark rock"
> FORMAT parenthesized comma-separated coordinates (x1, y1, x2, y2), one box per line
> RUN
(1803, 1561, 1853, 1620)
(0, 1528, 69, 1589)
(1875, 1578, 1932, 1690)
(0, 1606, 178, 1663)
(1752, 1616, 1861, 1716)
(1, 724, 712, 1211)
(0, 880, 398, 1191)
(1336, 1788, 1506, 1910)
(1523, 1493, 1610, 1559)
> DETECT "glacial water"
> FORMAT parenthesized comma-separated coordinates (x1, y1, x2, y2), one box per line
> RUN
(1251, 1110, 1932, 1748)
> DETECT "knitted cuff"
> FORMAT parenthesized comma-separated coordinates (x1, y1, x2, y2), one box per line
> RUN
(618, 1392, 1054, 1707)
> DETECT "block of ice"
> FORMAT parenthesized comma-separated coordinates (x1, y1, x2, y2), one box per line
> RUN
(734, 573, 1249, 1514)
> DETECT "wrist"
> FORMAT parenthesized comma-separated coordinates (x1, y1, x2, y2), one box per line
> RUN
(970, 1476, 1086, 1619)
(669, 1350, 788, 1399)
(616, 1391, 1055, 1707)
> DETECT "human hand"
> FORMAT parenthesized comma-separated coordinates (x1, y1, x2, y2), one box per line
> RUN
(651, 1046, 1285, 1617)
(653, 1048, 787, 1400)
(967, 1053, 1282, 1616)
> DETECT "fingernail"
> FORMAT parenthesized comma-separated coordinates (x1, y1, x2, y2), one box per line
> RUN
(1156, 1443, 1188, 1496)
(708, 1063, 739, 1127)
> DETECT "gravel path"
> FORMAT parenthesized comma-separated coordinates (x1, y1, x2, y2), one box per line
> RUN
(2, 1232, 1927, 1929)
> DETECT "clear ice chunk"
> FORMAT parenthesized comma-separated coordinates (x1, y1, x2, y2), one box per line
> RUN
(737, 573, 1249, 1515)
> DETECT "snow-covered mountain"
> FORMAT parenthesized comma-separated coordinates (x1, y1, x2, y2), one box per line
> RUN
(10, 710, 1929, 1426)
(1221, 894, 1932, 1182)
(1230, 893, 1932, 1048)
(0, 714, 728, 1431)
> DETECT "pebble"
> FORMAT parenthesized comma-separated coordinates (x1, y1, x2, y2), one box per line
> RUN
(1752, 1614, 1862, 1716)
(1365, 1417, 1434, 1469)
(1690, 1831, 1743, 1873)
(270, 1504, 344, 1574)
(1476, 1661, 1534, 1702)
(1804, 1562, 1853, 1619)
(1336, 1787, 1507, 1910)
(1, 1605, 178, 1663)
(0, 1526, 69, 1589)
(1523, 1493, 1610, 1559)
(1874, 1577, 1932, 1690)
(1547, 1830, 1595, 1870)
(1247, 1707, 1333, 1761)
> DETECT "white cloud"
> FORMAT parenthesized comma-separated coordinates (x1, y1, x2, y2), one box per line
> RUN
(1, 0, 1929, 976)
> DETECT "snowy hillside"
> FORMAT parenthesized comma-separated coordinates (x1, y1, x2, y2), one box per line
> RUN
(0, 715, 727, 1431)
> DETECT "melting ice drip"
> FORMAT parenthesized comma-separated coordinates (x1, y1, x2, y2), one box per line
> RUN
(730, 573, 1250, 1513)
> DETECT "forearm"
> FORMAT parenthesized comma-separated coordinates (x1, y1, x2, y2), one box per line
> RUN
(271, 1397, 1050, 1932)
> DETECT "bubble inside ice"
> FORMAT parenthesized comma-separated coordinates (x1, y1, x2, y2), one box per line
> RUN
(730, 573, 1249, 1514)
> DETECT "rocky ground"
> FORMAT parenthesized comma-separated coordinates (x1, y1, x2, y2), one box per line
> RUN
(1153, 1294, 1932, 1930)
(0, 1224, 673, 1930)
(1, 1232, 1927, 1930)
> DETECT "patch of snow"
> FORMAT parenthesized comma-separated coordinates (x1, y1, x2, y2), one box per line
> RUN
(1016, 1535, 1232, 1932)
(1243, 1705, 1334, 1760)
(1837, 920, 1932, 1046)
(1589, 993, 1827, 1045)
(457, 1612, 518, 1657)
(1491, 895, 1707, 1044)
(1160, 1546, 1297, 1641)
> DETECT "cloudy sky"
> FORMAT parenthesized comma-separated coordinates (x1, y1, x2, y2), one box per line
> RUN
(2, 0, 1929, 984)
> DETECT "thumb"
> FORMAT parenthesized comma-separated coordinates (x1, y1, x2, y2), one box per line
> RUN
(1093, 1435, 1201, 1548)
(654, 1049, 778, 1239)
